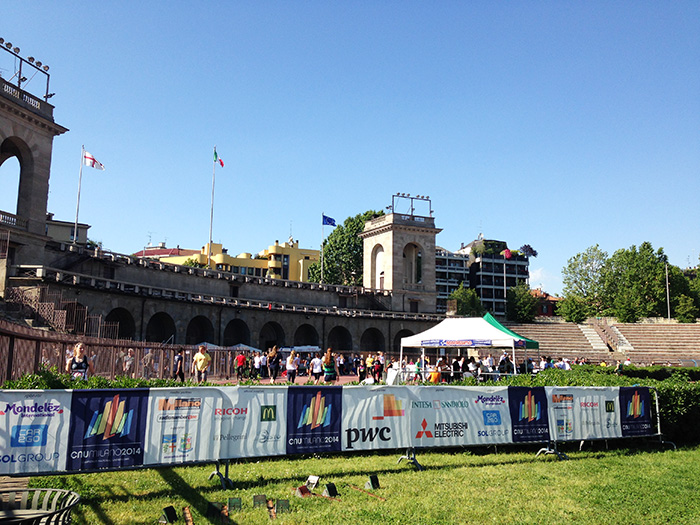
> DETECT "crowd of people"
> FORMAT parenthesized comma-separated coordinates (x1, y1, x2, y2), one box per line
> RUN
(59, 340, 661, 386)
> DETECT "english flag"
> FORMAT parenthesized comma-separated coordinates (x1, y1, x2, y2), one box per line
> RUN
(83, 151, 105, 171)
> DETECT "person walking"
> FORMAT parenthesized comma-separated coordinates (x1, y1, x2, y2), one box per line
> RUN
(173, 348, 185, 383)
(191, 345, 212, 383)
(286, 350, 299, 383)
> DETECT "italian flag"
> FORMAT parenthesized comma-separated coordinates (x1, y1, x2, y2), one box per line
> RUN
(213, 148, 224, 167)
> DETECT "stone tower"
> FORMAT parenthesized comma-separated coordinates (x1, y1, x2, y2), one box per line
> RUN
(360, 196, 441, 313)
(0, 45, 67, 273)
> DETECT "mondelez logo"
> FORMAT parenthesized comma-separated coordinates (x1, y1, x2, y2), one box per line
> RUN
(260, 405, 277, 422)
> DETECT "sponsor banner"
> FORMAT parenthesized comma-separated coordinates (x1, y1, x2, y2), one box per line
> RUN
(67, 389, 149, 471)
(546, 387, 622, 441)
(508, 387, 550, 442)
(143, 388, 222, 466)
(0, 390, 71, 474)
(409, 386, 512, 447)
(619, 387, 654, 437)
(221, 387, 287, 459)
(342, 386, 411, 451)
(421, 339, 492, 347)
(287, 386, 342, 454)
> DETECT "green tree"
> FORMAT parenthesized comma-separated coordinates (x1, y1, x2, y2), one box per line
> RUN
(506, 282, 538, 323)
(556, 295, 589, 323)
(182, 258, 206, 268)
(561, 244, 608, 315)
(675, 294, 698, 323)
(602, 242, 667, 321)
(448, 283, 485, 317)
(308, 210, 384, 286)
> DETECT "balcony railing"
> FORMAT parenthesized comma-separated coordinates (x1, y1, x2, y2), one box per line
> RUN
(0, 209, 28, 230)
(0, 77, 54, 119)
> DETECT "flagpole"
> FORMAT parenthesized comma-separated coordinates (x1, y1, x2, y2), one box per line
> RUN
(321, 213, 325, 284)
(208, 147, 216, 269)
(73, 146, 84, 245)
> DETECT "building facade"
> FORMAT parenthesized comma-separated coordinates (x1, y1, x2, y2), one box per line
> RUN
(155, 239, 320, 282)
(435, 238, 530, 316)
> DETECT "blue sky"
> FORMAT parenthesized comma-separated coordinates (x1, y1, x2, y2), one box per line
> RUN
(1, 2, 698, 295)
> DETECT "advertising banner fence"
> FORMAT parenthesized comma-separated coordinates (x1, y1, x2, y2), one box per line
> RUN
(0, 385, 660, 476)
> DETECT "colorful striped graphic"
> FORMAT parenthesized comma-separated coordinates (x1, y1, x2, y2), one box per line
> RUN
(519, 390, 541, 422)
(297, 391, 331, 429)
(372, 394, 405, 420)
(84, 394, 133, 440)
(627, 390, 644, 418)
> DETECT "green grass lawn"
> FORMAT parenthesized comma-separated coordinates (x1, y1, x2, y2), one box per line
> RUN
(31, 444, 700, 524)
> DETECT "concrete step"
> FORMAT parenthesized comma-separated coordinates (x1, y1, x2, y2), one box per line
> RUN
(578, 324, 610, 352)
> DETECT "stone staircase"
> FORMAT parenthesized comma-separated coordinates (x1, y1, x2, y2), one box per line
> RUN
(505, 321, 613, 363)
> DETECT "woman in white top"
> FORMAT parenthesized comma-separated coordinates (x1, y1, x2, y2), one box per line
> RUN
(286, 350, 299, 383)
(310, 352, 323, 385)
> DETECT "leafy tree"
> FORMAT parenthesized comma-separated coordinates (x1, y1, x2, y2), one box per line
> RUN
(308, 210, 384, 286)
(602, 242, 667, 321)
(182, 258, 206, 268)
(556, 295, 590, 323)
(561, 244, 608, 315)
(520, 244, 538, 258)
(86, 238, 103, 250)
(448, 283, 485, 317)
(506, 282, 538, 323)
(675, 294, 698, 323)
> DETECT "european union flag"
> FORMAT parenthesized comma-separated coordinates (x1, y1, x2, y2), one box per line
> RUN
(322, 215, 336, 226)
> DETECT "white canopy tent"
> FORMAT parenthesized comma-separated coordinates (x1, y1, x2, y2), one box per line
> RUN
(396, 313, 538, 383)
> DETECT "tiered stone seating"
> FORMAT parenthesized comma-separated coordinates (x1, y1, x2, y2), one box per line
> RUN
(611, 323, 700, 366)
(504, 322, 613, 364)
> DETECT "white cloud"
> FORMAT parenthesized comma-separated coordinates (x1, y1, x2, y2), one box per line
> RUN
(528, 267, 562, 296)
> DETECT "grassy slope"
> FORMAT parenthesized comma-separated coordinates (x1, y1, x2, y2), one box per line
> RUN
(31, 445, 700, 525)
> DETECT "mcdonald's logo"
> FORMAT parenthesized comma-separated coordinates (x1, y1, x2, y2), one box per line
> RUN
(260, 405, 277, 422)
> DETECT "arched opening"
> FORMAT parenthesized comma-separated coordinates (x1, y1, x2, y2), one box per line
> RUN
(105, 307, 136, 340)
(371, 244, 385, 290)
(0, 154, 20, 215)
(259, 322, 285, 350)
(403, 243, 423, 285)
(145, 312, 176, 343)
(0, 136, 36, 226)
(186, 315, 215, 345)
(327, 326, 352, 352)
(360, 327, 385, 354)
(294, 324, 319, 346)
(223, 319, 250, 346)
(393, 329, 414, 354)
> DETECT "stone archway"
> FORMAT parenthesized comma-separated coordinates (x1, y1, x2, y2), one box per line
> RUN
(0, 154, 20, 215)
(393, 329, 414, 354)
(327, 326, 352, 352)
(259, 322, 285, 350)
(145, 312, 176, 343)
(105, 307, 136, 339)
(223, 319, 250, 346)
(360, 327, 385, 354)
(186, 315, 215, 345)
(293, 324, 319, 346)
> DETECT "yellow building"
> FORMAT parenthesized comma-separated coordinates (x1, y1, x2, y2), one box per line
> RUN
(158, 240, 319, 282)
